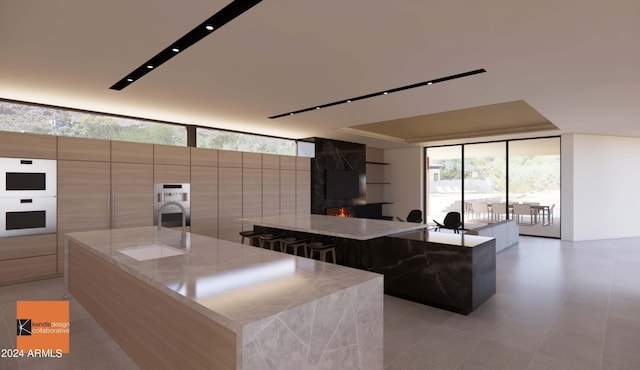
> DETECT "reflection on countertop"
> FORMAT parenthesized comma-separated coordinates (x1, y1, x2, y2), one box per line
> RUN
(65, 226, 381, 331)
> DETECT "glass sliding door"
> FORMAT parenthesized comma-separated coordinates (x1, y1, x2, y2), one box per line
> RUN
(464, 142, 507, 227)
(425, 136, 560, 238)
(425, 146, 462, 227)
(508, 138, 560, 238)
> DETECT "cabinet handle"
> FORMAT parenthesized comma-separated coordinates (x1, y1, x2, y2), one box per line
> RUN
(111, 189, 116, 229)
(107, 190, 111, 229)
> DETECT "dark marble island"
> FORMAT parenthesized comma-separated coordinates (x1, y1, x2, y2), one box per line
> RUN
(237, 214, 496, 314)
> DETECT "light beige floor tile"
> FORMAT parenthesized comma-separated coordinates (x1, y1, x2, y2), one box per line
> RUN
(538, 326, 603, 369)
(456, 339, 534, 370)
(603, 316, 640, 365)
(528, 353, 597, 370)
(484, 316, 550, 351)
(400, 325, 481, 370)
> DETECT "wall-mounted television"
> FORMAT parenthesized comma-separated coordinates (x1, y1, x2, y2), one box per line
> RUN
(325, 170, 360, 199)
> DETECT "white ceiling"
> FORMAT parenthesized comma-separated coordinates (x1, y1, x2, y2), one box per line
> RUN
(1, 0, 639, 149)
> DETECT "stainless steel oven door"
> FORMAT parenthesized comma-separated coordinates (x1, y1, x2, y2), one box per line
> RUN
(0, 158, 57, 198)
(0, 197, 57, 237)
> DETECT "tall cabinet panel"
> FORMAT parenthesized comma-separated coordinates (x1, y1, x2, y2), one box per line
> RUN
(111, 141, 154, 229)
(296, 157, 311, 214)
(57, 137, 111, 273)
(242, 153, 262, 231)
(218, 150, 243, 242)
(111, 163, 153, 229)
(153, 144, 191, 183)
(262, 154, 280, 217)
(57, 160, 111, 272)
(190, 147, 219, 238)
(280, 156, 296, 215)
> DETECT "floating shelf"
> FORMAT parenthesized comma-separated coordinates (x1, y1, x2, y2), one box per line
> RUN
(366, 161, 390, 165)
(366, 182, 391, 185)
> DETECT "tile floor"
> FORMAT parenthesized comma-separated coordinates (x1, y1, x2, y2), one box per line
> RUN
(1, 236, 639, 369)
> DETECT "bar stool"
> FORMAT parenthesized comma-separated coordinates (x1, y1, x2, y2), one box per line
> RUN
(259, 234, 285, 252)
(239, 230, 262, 246)
(307, 242, 337, 263)
(281, 237, 308, 257)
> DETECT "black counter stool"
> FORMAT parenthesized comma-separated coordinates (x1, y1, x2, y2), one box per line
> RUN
(259, 234, 285, 252)
(281, 238, 308, 257)
(239, 230, 262, 246)
(307, 242, 337, 263)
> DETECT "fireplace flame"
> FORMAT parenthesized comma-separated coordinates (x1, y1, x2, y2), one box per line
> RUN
(337, 207, 353, 218)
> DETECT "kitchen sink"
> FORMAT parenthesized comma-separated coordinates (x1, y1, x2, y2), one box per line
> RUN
(117, 243, 187, 261)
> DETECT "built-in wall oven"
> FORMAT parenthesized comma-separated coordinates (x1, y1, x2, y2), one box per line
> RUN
(0, 197, 57, 237)
(1, 158, 57, 237)
(154, 183, 190, 228)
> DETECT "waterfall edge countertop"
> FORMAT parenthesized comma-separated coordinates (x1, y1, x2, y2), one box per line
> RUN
(236, 213, 428, 240)
(64, 226, 382, 333)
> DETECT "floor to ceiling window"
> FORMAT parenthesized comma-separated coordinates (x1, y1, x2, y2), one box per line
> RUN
(464, 142, 507, 226)
(425, 136, 560, 238)
(508, 137, 560, 238)
(425, 145, 462, 226)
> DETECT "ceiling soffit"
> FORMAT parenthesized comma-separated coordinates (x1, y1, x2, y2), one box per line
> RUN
(342, 100, 558, 143)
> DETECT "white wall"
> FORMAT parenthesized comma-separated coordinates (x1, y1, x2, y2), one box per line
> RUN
(562, 133, 640, 241)
(383, 147, 423, 220)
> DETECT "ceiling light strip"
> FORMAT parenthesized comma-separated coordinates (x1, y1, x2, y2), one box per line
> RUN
(268, 68, 487, 119)
(110, 0, 263, 91)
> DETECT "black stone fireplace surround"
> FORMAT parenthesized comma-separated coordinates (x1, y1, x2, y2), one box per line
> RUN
(310, 138, 366, 215)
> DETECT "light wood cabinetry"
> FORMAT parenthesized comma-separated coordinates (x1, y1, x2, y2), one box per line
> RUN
(218, 150, 242, 168)
(280, 156, 297, 215)
(111, 141, 153, 164)
(0, 255, 57, 285)
(57, 160, 111, 272)
(0, 131, 57, 159)
(190, 166, 218, 238)
(111, 163, 153, 229)
(0, 130, 315, 283)
(263, 156, 280, 217)
(0, 234, 57, 285)
(242, 153, 262, 228)
(296, 170, 311, 214)
(154, 144, 190, 166)
(0, 234, 56, 261)
(280, 169, 296, 215)
(191, 148, 218, 167)
(58, 136, 110, 161)
(154, 164, 190, 184)
(218, 167, 242, 242)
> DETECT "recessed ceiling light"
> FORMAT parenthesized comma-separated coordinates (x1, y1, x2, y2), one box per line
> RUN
(126, 78, 133, 82)
(109, 0, 263, 90)
(268, 68, 487, 119)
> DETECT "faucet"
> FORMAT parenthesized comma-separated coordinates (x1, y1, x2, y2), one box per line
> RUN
(156, 201, 188, 248)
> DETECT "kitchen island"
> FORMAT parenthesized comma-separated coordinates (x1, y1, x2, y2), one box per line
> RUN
(64, 226, 383, 370)
(238, 214, 496, 314)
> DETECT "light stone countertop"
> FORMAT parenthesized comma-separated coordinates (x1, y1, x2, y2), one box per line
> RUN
(64, 226, 382, 334)
(236, 213, 427, 240)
